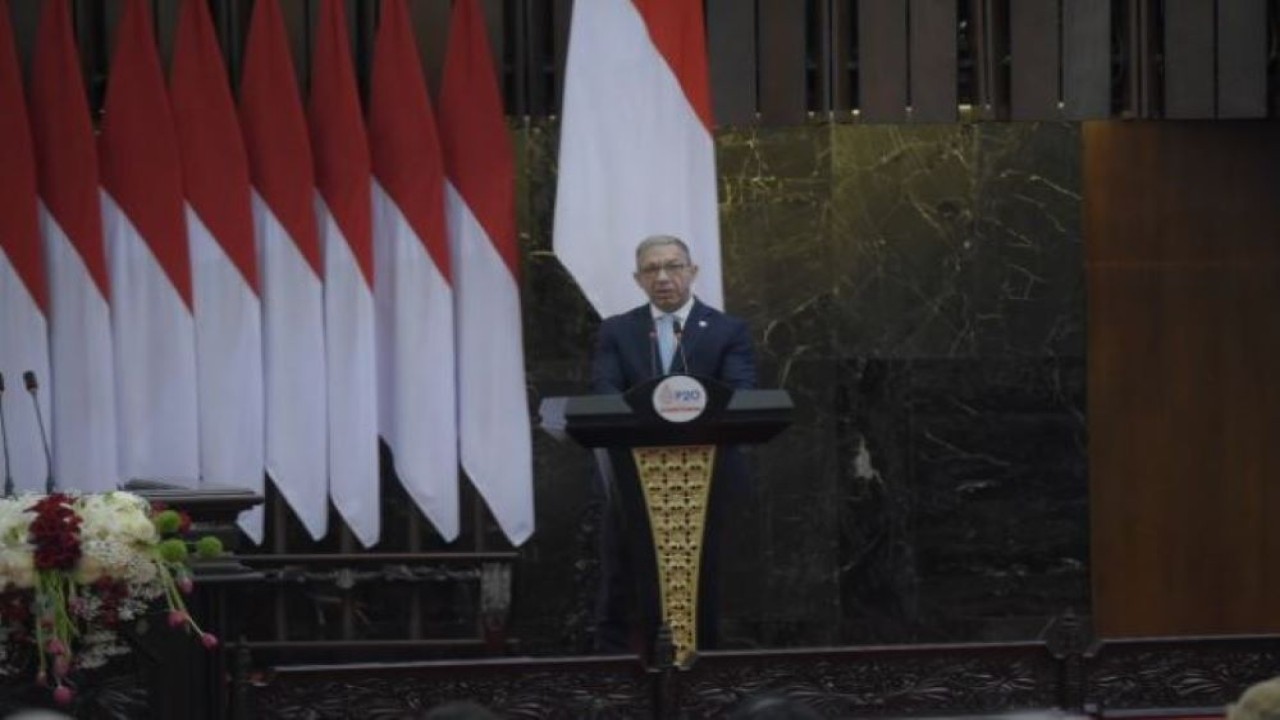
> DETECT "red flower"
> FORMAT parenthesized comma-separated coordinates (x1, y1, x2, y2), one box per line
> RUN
(26, 494, 82, 571)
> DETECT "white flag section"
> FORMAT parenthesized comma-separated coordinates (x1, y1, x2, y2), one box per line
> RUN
(170, 0, 265, 539)
(371, 183, 458, 540)
(0, 4, 51, 493)
(444, 185, 533, 545)
(100, 193, 199, 482)
(30, 0, 118, 492)
(98, 0, 199, 485)
(187, 207, 264, 534)
(311, 0, 379, 547)
(553, 0, 722, 319)
(369, 0, 458, 541)
(439, 0, 534, 546)
(240, 0, 328, 540)
(252, 193, 328, 539)
(0, 252, 50, 493)
(316, 198, 379, 546)
(38, 208, 117, 493)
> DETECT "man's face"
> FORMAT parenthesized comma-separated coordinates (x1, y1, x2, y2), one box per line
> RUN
(634, 243, 698, 313)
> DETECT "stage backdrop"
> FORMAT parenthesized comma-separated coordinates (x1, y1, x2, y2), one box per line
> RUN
(513, 120, 1087, 652)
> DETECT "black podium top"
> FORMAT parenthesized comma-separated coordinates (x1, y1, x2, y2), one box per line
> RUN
(539, 375, 792, 448)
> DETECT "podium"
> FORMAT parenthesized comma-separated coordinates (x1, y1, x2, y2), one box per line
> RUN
(541, 375, 792, 665)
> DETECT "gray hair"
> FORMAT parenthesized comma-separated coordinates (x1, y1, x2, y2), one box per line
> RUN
(634, 235, 692, 265)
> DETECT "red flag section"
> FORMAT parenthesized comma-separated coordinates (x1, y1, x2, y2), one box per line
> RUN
(28, 0, 119, 491)
(369, 0, 460, 541)
(439, 0, 534, 546)
(437, 0, 518, 282)
(632, 0, 714, 130)
(310, 0, 379, 547)
(98, 0, 191, 309)
(0, 1, 44, 311)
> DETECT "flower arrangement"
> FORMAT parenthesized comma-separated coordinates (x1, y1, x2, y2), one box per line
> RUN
(0, 491, 223, 705)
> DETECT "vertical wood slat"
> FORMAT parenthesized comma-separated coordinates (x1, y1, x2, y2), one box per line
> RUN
(707, 0, 757, 125)
(857, 0, 907, 122)
(830, 0, 855, 114)
(909, 0, 957, 122)
(8, 0, 42, 73)
(1010, 0, 1061, 120)
(552, 0, 573, 114)
(1216, 0, 1267, 118)
(971, 0, 1008, 118)
(1062, 0, 1110, 118)
(408, 0, 451, 102)
(522, 0, 549, 116)
(1163, 0, 1215, 118)
(479, 0, 507, 110)
(155, 0, 180, 70)
(757, 0, 806, 125)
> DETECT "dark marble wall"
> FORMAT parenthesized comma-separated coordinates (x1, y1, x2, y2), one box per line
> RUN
(511, 122, 1088, 653)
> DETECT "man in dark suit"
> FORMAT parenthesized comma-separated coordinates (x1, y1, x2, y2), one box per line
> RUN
(590, 234, 756, 653)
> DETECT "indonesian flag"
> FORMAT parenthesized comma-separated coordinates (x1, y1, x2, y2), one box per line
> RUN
(240, 0, 328, 540)
(28, 0, 118, 492)
(0, 2, 51, 493)
(99, 0, 200, 486)
(438, 0, 534, 546)
(310, 0, 378, 547)
(170, 0, 265, 538)
(552, 0, 722, 318)
(369, 0, 459, 540)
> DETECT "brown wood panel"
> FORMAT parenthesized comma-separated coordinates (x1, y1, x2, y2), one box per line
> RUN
(1216, 0, 1267, 118)
(857, 0, 907, 122)
(552, 0, 572, 113)
(1062, 0, 1109, 118)
(1085, 121, 1280, 637)
(1162, 0, 1214, 118)
(909, 0, 956, 122)
(757, 0, 806, 124)
(707, 0, 757, 125)
(830, 0, 854, 114)
(1010, 0, 1060, 120)
(408, 0, 452, 101)
(8, 0, 42, 73)
(970, 0, 1008, 119)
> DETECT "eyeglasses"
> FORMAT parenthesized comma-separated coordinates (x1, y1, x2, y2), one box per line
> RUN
(637, 262, 689, 279)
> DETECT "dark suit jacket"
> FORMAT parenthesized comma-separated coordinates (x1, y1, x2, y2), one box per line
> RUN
(591, 299, 756, 393)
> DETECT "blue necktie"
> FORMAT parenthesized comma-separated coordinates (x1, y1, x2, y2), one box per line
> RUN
(656, 314, 676, 372)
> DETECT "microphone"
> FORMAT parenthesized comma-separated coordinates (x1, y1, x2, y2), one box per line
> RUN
(672, 319, 690, 375)
(0, 373, 12, 496)
(22, 372, 54, 494)
(647, 329, 659, 380)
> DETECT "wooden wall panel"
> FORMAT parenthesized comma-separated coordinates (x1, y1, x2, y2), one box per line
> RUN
(1216, 0, 1267, 118)
(1062, 0, 1109, 118)
(1010, 0, 1059, 120)
(909, 0, 956, 122)
(1086, 121, 1280, 637)
(408, 0, 451, 100)
(857, 0, 907, 122)
(8, 0, 42, 72)
(757, 0, 806, 124)
(1162, 0, 1215, 118)
(707, 0, 757, 125)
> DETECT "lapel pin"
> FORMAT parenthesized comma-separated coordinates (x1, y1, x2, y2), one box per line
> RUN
(698, 320, 707, 328)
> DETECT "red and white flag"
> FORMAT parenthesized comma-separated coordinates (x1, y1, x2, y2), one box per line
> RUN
(28, 0, 118, 492)
(552, 0, 722, 318)
(98, 0, 199, 486)
(0, 2, 51, 493)
(369, 0, 459, 540)
(240, 0, 328, 539)
(310, 0, 378, 547)
(170, 0, 265, 538)
(439, 0, 533, 546)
